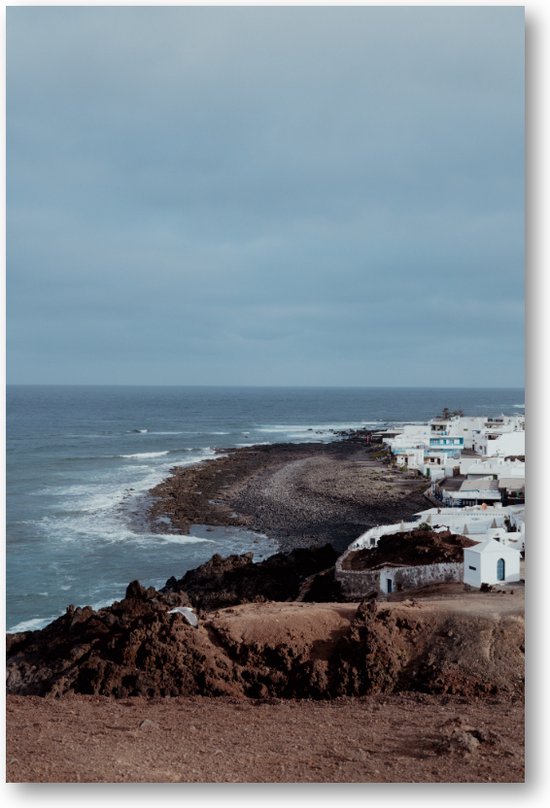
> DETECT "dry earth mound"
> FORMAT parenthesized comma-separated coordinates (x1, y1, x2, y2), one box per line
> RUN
(7, 583, 524, 701)
(342, 529, 477, 570)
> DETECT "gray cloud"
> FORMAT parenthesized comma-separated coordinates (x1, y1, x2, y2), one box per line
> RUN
(7, 6, 524, 386)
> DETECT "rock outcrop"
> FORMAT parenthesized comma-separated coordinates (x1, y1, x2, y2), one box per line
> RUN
(6, 582, 524, 700)
(162, 545, 339, 610)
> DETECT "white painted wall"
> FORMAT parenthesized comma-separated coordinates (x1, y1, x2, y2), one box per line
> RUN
(484, 431, 525, 458)
(415, 507, 507, 535)
(460, 457, 525, 479)
(454, 416, 488, 449)
(350, 520, 420, 551)
(463, 542, 520, 587)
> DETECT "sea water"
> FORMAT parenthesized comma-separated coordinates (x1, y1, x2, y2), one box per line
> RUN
(6, 385, 524, 631)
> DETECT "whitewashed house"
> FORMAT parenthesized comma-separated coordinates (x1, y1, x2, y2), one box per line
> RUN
(469, 415, 524, 456)
(452, 416, 487, 450)
(463, 539, 521, 587)
(459, 457, 525, 480)
(415, 505, 507, 536)
(484, 430, 525, 458)
(394, 446, 425, 470)
(486, 526, 524, 553)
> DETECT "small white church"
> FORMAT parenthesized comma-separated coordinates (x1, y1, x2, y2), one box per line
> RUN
(463, 538, 521, 588)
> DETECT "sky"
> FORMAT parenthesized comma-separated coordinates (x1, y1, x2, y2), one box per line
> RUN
(6, 5, 524, 387)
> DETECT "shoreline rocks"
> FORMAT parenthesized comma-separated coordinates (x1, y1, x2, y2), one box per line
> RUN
(146, 433, 429, 554)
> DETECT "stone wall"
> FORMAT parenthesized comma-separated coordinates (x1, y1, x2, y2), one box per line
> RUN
(335, 566, 381, 600)
(335, 559, 463, 600)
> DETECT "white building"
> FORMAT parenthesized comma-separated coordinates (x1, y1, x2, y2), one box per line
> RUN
(463, 539, 521, 587)
(415, 505, 525, 552)
(415, 506, 505, 534)
(486, 526, 524, 552)
(348, 520, 420, 551)
(459, 457, 525, 479)
(484, 430, 525, 458)
(444, 415, 486, 450)
(447, 477, 502, 506)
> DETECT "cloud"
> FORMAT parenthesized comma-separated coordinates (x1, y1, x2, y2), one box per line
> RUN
(7, 6, 524, 386)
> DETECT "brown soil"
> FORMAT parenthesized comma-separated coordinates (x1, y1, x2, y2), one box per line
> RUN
(6, 692, 524, 783)
(341, 529, 477, 570)
(147, 437, 429, 553)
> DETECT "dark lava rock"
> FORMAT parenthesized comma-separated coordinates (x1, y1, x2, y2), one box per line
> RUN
(162, 545, 339, 610)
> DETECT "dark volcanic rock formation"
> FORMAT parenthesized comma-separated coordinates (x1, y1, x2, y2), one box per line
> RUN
(6, 579, 524, 701)
(162, 545, 339, 610)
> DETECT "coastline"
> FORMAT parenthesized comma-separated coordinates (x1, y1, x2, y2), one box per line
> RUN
(145, 431, 430, 554)
(7, 429, 525, 783)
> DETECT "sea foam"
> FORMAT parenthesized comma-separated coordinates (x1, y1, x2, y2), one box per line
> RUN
(120, 451, 170, 459)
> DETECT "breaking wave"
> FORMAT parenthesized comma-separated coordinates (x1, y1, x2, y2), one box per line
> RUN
(120, 451, 170, 460)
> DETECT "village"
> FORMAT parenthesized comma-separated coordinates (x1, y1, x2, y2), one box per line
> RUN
(335, 410, 526, 598)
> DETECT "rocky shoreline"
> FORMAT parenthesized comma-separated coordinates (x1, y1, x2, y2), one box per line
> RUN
(146, 431, 430, 554)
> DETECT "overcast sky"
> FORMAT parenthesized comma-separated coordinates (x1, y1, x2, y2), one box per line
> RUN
(7, 6, 524, 387)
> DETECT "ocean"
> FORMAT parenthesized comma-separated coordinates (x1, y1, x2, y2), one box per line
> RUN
(6, 385, 524, 632)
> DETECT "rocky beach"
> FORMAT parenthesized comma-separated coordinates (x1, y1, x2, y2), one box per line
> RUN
(6, 431, 525, 782)
(146, 431, 429, 553)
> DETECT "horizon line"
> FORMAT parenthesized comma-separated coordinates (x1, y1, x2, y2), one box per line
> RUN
(6, 383, 525, 391)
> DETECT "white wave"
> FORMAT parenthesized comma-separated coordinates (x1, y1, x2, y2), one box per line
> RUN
(66, 434, 112, 438)
(148, 431, 184, 435)
(8, 615, 57, 633)
(197, 447, 218, 457)
(513, 404, 525, 408)
(27, 446, 226, 547)
(209, 431, 230, 435)
(254, 420, 378, 437)
(120, 451, 170, 459)
(150, 534, 215, 545)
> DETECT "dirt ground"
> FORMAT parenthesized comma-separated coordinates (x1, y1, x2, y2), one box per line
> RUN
(6, 692, 524, 783)
(6, 589, 524, 782)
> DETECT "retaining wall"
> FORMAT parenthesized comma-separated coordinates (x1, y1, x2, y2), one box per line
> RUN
(335, 559, 463, 600)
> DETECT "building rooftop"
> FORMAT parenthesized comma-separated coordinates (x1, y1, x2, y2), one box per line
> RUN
(498, 478, 525, 490)
(459, 478, 500, 493)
